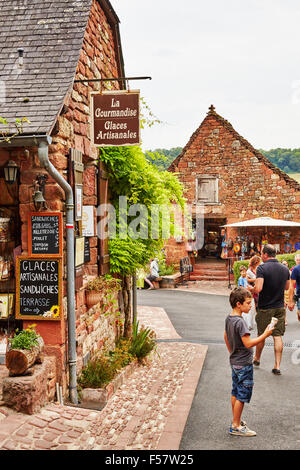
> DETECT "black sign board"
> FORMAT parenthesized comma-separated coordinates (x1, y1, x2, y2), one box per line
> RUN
(28, 212, 62, 257)
(16, 257, 62, 320)
(84, 237, 90, 263)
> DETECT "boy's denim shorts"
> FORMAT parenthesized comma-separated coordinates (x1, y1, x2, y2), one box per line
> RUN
(231, 364, 254, 403)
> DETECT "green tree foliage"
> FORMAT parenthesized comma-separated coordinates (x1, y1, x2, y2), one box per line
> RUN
(99, 146, 185, 276)
(145, 147, 300, 174)
(259, 148, 300, 174)
(145, 147, 183, 171)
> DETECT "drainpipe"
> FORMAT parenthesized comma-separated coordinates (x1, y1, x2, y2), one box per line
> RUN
(38, 138, 78, 405)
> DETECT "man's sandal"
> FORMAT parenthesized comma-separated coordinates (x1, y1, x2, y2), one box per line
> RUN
(272, 368, 281, 375)
(253, 360, 260, 366)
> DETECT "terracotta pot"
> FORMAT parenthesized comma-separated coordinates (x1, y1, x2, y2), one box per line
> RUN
(86, 290, 102, 309)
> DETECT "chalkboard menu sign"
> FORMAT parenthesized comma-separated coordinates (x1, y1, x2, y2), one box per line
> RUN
(28, 212, 62, 257)
(16, 257, 62, 320)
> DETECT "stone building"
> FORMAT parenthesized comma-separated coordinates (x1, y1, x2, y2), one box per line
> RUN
(166, 105, 300, 265)
(0, 0, 126, 406)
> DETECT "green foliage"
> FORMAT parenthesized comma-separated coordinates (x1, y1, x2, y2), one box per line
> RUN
(78, 355, 117, 389)
(98, 146, 185, 275)
(0, 116, 31, 143)
(145, 146, 300, 174)
(145, 147, 183, 171)
(8, 324, 40, 350)
(78, 338, 134, 389)
(86, 274, 121, 292)
(140, 97, 162, 129)
(259, 148, 300, 174)
(129, 319, 157, 360)
(232, 260, 250, 285)
(78, 322, 158, 389)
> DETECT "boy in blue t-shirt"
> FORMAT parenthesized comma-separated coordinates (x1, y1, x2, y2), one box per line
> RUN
(224, 287, 274, 436)
(238, 266, 248, 288)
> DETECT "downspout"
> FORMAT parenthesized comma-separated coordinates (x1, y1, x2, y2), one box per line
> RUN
(38, 138, 78, 405)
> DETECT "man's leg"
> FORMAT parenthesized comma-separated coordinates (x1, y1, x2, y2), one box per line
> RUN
(254, 338, 265, 363)
(273, 335, 283, 370)
(144, 278, 153, 289)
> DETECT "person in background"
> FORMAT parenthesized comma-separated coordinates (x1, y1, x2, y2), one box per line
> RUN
(238, 266, 248, 288)
(281, 260, 290, 325)
(238, 266, 252, 329)
(288, 254, 300, 322)
(144, 258, 159, 290)
(253, 244, 290, 375)
(245, 255, 261, 330)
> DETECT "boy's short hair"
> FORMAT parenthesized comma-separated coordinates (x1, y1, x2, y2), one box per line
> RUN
(229, 287, 252, 308)
(239, 265, 247, 273)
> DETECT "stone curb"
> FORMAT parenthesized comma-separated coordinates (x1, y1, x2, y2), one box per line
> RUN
(80, 359, 139, 408)
(156, 344, 208, 450)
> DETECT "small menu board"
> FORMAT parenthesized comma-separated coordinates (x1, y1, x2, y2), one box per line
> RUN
(28, 212, 62, 257)
(16, 257, 62, 320)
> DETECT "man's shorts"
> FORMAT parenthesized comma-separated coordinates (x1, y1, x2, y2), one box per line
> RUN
(231, 364, 254, 403)
(297, 298, 300, 311)
(147, 275, 158, 282)
(255, 307, 285, 336)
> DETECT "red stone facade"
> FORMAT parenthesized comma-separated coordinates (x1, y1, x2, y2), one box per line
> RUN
(0, 0, 124, 392)
(167, 106, 300, 263)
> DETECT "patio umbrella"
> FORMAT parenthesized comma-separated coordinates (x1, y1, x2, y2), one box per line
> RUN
(222, 217, 300, 228)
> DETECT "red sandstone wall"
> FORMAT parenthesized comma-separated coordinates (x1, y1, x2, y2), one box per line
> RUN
(0, 1, 124, 390)
(172, 112, 300, 222)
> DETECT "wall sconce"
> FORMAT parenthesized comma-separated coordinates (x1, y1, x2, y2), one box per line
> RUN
(4, 160, 18, 184)
(33, 174, 48, 211)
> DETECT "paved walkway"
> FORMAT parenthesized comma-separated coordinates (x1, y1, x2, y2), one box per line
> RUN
(0, 305, 207, 450)
(175, 280, 231, 296)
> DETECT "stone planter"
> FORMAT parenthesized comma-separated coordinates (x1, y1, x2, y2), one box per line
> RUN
(160, 273, 181, 288)
(80, 359, 138, 410)
(86, 290, 103, 310)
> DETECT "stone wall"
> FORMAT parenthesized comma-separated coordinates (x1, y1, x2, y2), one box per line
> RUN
(168, 107, 300, 259)
(0, 0, 124, 394)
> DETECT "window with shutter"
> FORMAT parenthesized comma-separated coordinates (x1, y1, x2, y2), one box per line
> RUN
(196, 176, 218, 204)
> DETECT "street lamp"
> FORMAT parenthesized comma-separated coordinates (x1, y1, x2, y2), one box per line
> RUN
(4, 160, 18, 184)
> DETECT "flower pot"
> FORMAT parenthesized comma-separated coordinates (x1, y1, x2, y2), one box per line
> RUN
(86, 290, 102, 310)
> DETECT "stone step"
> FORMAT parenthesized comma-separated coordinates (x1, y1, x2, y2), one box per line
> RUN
(192, 269, 228, 276)
(190, 274, 234, 281)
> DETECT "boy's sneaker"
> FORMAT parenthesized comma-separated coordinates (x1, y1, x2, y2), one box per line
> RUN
(229, 425, 257, 437)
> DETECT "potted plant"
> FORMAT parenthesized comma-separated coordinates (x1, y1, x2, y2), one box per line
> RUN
(85, 275, 121, 310)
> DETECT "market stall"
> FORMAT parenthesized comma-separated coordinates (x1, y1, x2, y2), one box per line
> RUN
(220, 217, 300, 288)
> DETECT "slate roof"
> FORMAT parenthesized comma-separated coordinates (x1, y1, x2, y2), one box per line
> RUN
(0, 0, 120, 137)
(169, 106, 300, 191)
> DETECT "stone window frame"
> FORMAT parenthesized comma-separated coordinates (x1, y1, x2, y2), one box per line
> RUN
(195, 174, 220, 205)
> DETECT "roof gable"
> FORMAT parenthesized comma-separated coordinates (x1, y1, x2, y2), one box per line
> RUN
(169, 105, 300, 191)
(0, 0, 120, 137)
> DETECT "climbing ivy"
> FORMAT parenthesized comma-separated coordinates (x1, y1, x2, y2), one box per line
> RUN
(99, 145, 185, 276)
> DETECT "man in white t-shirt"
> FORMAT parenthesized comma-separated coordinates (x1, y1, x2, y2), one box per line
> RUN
(144, 258, 159, 289)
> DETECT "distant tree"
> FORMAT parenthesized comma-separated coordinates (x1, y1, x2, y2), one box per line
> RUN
(145, 147, 183, 171)
(259, 148, 300, 174)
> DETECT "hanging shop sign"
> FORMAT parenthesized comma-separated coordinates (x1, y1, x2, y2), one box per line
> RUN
(16, 257, 62, 320)
(28, 212, 62, 257)
(91, 90, 140, 146)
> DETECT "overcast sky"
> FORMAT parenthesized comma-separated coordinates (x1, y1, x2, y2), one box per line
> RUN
(112, 0, 300, 152)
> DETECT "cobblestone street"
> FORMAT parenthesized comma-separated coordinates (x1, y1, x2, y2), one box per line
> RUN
(0, 305, 207, 450)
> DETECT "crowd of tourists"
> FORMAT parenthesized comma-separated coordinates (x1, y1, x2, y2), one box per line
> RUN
(225, 244, 299, 437)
